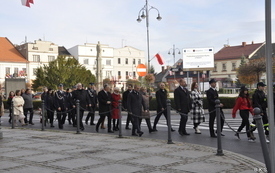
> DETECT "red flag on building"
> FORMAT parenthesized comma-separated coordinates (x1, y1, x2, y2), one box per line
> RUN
(155, 53, 164, 65)
(29, 0, 34, 4)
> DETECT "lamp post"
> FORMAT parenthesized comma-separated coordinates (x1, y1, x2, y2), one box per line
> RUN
(136, 0, 162, 73)
(168, 44, 181, 80)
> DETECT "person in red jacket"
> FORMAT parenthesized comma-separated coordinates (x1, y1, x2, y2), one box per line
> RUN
(232, 86, 254, 142)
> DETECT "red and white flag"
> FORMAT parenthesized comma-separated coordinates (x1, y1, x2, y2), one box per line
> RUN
(155, 53, 164, 65)
(21, 0, 34, 7)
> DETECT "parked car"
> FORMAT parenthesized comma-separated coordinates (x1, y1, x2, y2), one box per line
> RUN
(33, 92, 43, 100)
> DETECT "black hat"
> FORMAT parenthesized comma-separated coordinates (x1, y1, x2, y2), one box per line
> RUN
(209, 79, 217, 84)
(89, 83, 95, 86)
(240, 86, 248, 91)
(257, 82, 266, 87)
(58, 84, 63, 87)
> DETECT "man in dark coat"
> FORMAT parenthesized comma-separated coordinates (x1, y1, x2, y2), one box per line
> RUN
(174, 79, 192, 136)
(85, 83, 97, 125)
(96, 84, 113, 133)
(127, 84, 146, 137)
(71, 83, 91, 131)
(153, 82, 175, 131)
(206, 79, 224, 138)
(54, 84, 67, 129)
(122, 84, 133, 130)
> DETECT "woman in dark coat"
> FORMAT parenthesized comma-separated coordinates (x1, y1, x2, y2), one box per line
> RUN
(7, 91, 15, 123)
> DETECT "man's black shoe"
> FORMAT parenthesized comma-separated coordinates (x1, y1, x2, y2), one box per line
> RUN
(211, 135, 217, 138)
(171, 128, 175, 132)
(183, 132, 190, 135)
(178, 131, 184, 136)
(108, 130, 114, 133)
(125, 127, 131, 130)
(132, 133, 138, 136)
(138, 131, 144, 137)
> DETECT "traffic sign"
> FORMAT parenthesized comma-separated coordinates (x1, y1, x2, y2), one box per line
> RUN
(136, 64, 147, 77)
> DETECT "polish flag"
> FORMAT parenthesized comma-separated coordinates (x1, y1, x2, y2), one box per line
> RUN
(22, 0, 34, 7)
(155, 53, 164, 65)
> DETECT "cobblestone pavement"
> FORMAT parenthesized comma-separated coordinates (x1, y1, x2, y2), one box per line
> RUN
(0, 127, 265, 173)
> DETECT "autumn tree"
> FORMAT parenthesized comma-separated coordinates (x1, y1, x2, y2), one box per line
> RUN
(32, 56, 96, 91)
(237, 57, 266, 86)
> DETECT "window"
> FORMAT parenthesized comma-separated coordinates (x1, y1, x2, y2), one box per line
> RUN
(33, 47, 38, 50)
(49, 48, 53, 51)
(5, 67, 10, 75)
(22, 68, 26, 73)
(126, 71, 128, 76)
(118, 58, 121, 64)
(214, 64, 217, 72)
(14, 67, 19, 74)
(133, 72, 136, 77)
(33, 68, 37, 75)
(138, 59, 141, 64)
(48, 56, 55, 62)
(133, 59, 136, 65)
(118, 71, 121, 76)
(222, 63, 227, 71)
(106, 60, 111, 65)
(232, 62, 236, 71)
(125, 58, 128, 65)
(33, 55, 40, 62)
(84, 59, 89, 64)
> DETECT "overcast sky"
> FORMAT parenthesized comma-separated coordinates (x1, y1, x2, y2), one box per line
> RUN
(0, 0, 273, 72)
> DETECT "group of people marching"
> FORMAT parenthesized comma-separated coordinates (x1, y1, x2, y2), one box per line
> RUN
(4, 78, 270, 142)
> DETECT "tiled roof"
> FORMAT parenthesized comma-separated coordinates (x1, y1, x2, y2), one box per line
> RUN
(0, 37, 28, 62)
(214, 42, 264, 60)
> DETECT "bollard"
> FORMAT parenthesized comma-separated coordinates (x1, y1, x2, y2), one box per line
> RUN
(118, 100, 123, 138)
(41, 100, 45, 131)
(215, 99, 224, 156)
(11, 101, 14, 129)
(76, 100, 80, 134)
(166, 99, 174, 144)
(253, 108, 271, 172)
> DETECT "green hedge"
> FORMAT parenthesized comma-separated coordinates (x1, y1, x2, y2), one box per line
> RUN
(3, 97, 237, 111)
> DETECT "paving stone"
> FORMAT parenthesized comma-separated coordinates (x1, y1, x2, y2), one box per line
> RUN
(172, 162, 232, 173)
(49, 158, 104, 169)
(130, 156, 178, 166)
(22, 153, 71, 162)
(84, 164, 143, 173)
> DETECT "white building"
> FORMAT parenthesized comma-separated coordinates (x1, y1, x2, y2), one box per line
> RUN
(16, 39, 59, 82)
(68, 43, 145, 84)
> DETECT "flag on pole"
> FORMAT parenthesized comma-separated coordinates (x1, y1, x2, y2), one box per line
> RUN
(21, 0, 34, 7)
(155, 53, 164, 65)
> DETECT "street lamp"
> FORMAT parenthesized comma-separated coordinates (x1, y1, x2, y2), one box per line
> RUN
(168, 44, 181, 80)
(168, 44, 181, 65)
(136, 0, 162, 73)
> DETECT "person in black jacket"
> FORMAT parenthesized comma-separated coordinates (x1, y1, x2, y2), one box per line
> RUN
(251, 82, 269, 142)
(153, 82, 175, 131)
(127, 84, 146, 137)
(122, 84, 133, 130)
(71, 83, 91, 131)
(85, 83, 97, 125)
(54, 84, 67, 129)
(7, 91, 15, 124)
(65, 88, 74, 125)
(206, 79, 224, 138)
(96, 84, 113, 133)
(174, 79, 192, 136)
(45, 89, 55, 127)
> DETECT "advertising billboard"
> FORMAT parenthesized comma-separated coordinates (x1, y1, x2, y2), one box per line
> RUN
(182, 47, 214, 70)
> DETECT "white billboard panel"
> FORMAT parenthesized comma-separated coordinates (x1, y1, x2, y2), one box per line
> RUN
(182, 47, 214, 70)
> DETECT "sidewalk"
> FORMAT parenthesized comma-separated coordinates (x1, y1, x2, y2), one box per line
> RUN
(0, 127, 265, 173)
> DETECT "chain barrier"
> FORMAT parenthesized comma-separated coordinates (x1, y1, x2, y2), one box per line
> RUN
(124, 108, 166, 119)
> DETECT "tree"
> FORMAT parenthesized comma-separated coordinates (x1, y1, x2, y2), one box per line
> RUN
(32, 56, 96, 91)
(237, 57, 266, 86)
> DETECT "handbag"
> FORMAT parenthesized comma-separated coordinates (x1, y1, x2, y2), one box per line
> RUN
(142, 111, 150, 119)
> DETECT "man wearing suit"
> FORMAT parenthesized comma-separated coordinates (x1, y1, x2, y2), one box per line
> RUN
(127, 84, 147, 137)
(71, 83, 91, 131)
(96, 84, 113, 133)
(153, 82, 175, 131)
(85, 83, 97, 125)
(174, 79, 192, 136)
(206, 79, 224, 138)
(54, 84, 67, 129)
(122, 84, 133, 130)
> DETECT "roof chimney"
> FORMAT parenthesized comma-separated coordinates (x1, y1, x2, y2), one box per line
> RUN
(242, 42, 246, 47)
(162, 66, 165, 72)
(251, 41, 254, 44)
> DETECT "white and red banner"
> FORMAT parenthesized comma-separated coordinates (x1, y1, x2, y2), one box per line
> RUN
(21, 0, 34, 7)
